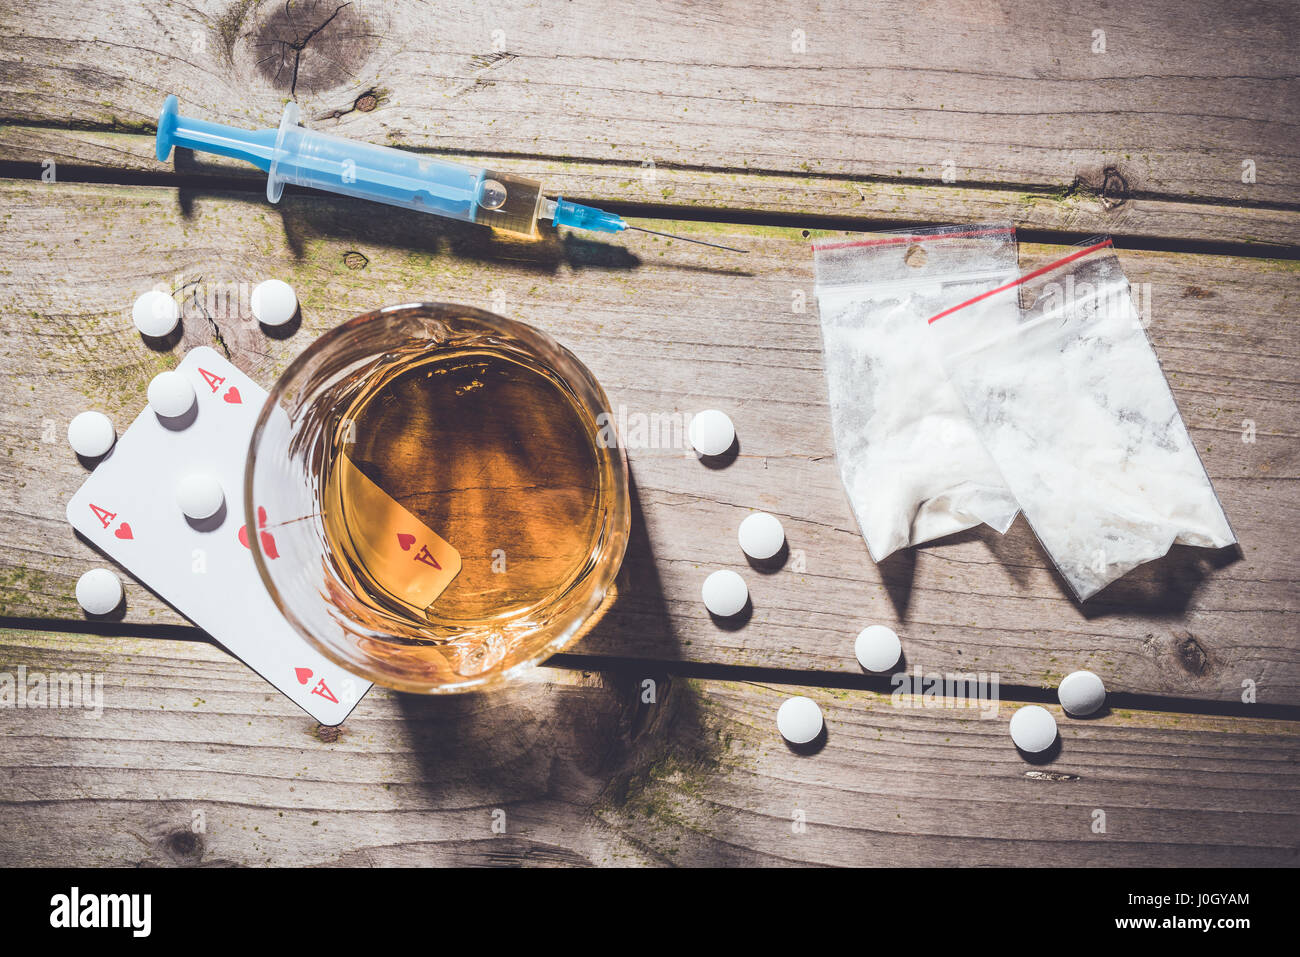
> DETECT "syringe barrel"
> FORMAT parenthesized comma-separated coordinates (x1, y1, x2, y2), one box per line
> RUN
(267, 105, 544, 237)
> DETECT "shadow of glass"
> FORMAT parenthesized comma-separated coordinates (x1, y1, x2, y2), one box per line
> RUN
(390, 668, 642, 837)
(388, 468, 682, 852)
(565, 470, 681, 661)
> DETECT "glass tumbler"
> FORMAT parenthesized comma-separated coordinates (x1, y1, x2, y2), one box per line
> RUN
(245, 303, 630, 693)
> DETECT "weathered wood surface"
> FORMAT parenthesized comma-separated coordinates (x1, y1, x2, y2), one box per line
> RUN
(4, 128, 1298, 250)
(1, 0, 1296, 224)
(1, 629, 1295, 867)
(1, 180, 1295, 703)
(0, 0, 1297, 869)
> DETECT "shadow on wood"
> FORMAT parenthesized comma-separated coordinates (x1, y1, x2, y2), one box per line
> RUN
(171, 150, 643, 274)
(1081, 542, 1244, 619)
(388, 468, 687, 861)
(573, 470, 682, 660)
(172, 150, 749, 277)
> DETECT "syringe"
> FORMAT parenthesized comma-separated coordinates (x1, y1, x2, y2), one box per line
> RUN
(155, 96, 746, 253)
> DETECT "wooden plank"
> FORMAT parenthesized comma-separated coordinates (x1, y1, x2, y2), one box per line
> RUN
(1, 0, 1296, 208)
(0, 179, 1296, 702)
(4, 127, 1299, 249)
(0, 629, 1295, 866)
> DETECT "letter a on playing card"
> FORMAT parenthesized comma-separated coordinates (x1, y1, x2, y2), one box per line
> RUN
(199, 367, 225, 393)
(89, 503, 116, 528)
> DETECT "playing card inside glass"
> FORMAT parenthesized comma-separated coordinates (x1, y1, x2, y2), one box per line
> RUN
(247, 303, 631, 692)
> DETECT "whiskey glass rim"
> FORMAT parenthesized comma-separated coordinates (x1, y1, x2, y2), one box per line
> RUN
(244, 301, 631, 693)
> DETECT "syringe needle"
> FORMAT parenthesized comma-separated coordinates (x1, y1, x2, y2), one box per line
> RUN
(545, 198, 748, 253)
(625, 225, 748, 254)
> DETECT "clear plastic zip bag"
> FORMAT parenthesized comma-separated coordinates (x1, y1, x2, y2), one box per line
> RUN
(813, 225, 1021, 562)
(927, 238, 1236, 600)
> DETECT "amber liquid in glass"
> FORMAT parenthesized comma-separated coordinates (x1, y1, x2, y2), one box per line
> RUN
(320, 348, 604, 633)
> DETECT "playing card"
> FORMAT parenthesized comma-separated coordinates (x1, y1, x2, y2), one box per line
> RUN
(330, 453, 461, 612)
(66, 347, 372, 725)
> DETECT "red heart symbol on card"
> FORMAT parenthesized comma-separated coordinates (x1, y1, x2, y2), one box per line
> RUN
(260, 530, 280, 560)
(295, 667, 312, 685)
(237, 526, 280, 559)
(223, 386, 242, 404)
(397, 533, 416, 551)
(238, 507, 279, 558)
(114, 523, 133, 540)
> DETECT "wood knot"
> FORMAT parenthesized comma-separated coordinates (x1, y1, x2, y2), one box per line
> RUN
(1099, 165, 1130, 209)
(314, 723, 343, 743)
(354, 92, 379, 112)
(1172, 630, 1210, 676)
(343, 250, 369, 270)
(164, 828, 203, 861)
(248, 1, 377, 96)
(1061, 166, 1130, 211)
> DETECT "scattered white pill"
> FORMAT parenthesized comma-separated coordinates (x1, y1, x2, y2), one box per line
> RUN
(689, 409, 735, 457)
(251, 279, 298, 327)
(777, 696, 823, 745)
(1009, 705, 1058, 753)
(75, 567, 123, 616)
(147, 370, 195, 419)
(738, 512, 785, 560)
(701, 569, 748, 617)
(132, 289, 180, 338)
(855, 624, 902, 672)
(66, 411, 115, 458)
(1058, 670, 1107, 716)
(177, 473, 225, 521)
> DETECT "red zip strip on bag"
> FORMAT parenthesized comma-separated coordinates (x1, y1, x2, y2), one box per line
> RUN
(925, 238, 1114, 325)
(812, 226, 1016, 251)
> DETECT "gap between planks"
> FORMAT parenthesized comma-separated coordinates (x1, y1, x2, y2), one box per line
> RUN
(3, 618, 1295, 724)
(1, 156, 1296, 261)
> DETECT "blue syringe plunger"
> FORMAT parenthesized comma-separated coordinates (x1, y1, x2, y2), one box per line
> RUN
(156, 95, 276, 171)
(155, 95, 546, 235)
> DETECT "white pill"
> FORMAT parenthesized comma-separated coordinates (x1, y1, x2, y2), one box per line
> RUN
(75, 567, 123, 616)
(251, 279, 298, 327)
(1058, 670, 1107, 716)
(67, 411, 115, 458)
(701, 569, 748, 617)
(777, 696, 823, 744)
(1009, 705, 1058, 753)
(855, 624, 902, 672)
(738, 512, 784, 560)
(689, 409, 735, 457)
(132, 289, 180, 338)
(147, 370, 195, 419)
(176, 473, 224, 520)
